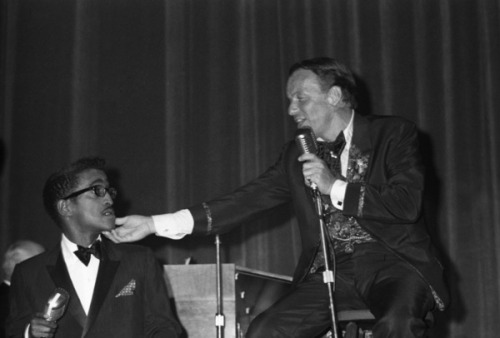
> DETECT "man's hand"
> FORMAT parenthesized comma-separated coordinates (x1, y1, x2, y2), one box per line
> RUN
(103, 215, 155, 243)
(298, 153, 336, 195)
(30, 313, 57, 338)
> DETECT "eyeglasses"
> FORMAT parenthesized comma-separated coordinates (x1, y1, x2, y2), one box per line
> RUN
(63, 185, 117, 200)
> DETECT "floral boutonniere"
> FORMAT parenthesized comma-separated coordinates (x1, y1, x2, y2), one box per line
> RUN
(347, 145, 370, 183)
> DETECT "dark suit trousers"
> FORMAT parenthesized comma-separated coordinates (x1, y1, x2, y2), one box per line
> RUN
(246, 242, 436, 338)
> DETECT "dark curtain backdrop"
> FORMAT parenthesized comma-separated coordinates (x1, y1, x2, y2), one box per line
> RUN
(1, 0, 499, 336)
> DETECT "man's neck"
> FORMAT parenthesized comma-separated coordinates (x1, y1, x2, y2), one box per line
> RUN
(63, 230, 100, 247)
(324, 108, 353, 142)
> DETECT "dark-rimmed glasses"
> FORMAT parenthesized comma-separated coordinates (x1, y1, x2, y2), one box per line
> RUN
(62, 185, 117, 200)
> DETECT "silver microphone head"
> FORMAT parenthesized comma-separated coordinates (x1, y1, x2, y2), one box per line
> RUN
(295, 127, 319, 191)
(295, 127, 318, 155)
(43, 287, 70, 322)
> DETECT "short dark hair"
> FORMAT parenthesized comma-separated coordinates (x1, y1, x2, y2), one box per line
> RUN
(43, 157, 106, 225)
(289, 57, 357, 109)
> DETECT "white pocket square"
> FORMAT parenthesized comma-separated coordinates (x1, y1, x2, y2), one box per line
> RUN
(115, 279, 136, 298)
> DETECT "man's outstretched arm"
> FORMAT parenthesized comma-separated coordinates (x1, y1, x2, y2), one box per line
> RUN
(103, 210, 194, 243)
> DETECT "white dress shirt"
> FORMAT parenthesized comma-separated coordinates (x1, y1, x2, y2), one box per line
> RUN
(329, 110, 354, 210)
(61, 234, 100, 314)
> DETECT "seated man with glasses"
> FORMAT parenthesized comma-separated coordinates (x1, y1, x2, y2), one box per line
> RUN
(6, 157, 181, 338)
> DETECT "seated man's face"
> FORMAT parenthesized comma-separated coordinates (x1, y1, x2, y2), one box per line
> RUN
(67, 169, 116, 235)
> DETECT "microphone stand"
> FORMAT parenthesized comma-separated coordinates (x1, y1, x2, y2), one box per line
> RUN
(311, 186, 339, 338)
(215, 234, 225, 338)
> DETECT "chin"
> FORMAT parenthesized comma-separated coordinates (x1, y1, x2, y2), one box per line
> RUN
(101, 217, 116, 231)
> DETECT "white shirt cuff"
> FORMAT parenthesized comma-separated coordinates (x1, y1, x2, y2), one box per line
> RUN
(330, 179, 347, 210)
(152, 209, 194, 239)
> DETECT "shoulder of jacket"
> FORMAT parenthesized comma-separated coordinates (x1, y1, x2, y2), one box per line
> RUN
(364, 115, 417, 135)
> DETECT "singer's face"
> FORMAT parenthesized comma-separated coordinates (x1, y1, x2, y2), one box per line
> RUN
(287, 69, 334, 140)
(67, 169, 116, 235)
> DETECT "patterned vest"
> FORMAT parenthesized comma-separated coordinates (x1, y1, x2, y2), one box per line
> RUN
(310, 140, 374, 273)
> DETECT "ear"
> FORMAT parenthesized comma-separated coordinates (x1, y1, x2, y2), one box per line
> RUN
(327, 86, 343, 106)
(57, 199, 73, 218)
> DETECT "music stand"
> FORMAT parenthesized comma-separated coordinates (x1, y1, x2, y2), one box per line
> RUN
(215, 234, 225, 337)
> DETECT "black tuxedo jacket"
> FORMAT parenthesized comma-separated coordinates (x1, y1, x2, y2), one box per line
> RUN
(6, 239, 181, 338)
(189, 113, 449, 308)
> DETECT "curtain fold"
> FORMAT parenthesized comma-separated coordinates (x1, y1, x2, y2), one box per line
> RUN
(1, 0, 499, 336)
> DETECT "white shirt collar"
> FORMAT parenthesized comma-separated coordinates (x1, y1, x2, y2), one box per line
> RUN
(343, 110, 354, 145)
(61, 233, 79, 265)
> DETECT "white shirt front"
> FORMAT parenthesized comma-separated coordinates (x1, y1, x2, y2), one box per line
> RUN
(329, 110, 354, 209)
(60, 234, 100, 314)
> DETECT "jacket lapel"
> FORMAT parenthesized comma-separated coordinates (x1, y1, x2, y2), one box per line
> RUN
(82, 241, 120, 337)
(348, 113, 373, 178)
(46, 247, 87, 331)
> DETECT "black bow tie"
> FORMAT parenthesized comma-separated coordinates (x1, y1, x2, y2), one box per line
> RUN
(318, 132, 346, 159)
(74, 241, 102, 266)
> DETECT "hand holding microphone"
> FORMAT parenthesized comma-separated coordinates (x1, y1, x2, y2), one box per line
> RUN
(295, 127, 337, 195)
(29, 288, 69, 338)
(295, 127, 319, 190)
(43, 288, 70, 322)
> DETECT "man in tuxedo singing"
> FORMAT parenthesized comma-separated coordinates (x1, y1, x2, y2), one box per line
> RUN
(7, 157, 181, 338)
(105, 57, 449, 337)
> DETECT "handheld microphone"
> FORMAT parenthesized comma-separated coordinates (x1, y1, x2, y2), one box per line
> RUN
(295, 127, 318, 190)
(295, 127, 318, 155)
(43, 287, 70, 322)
